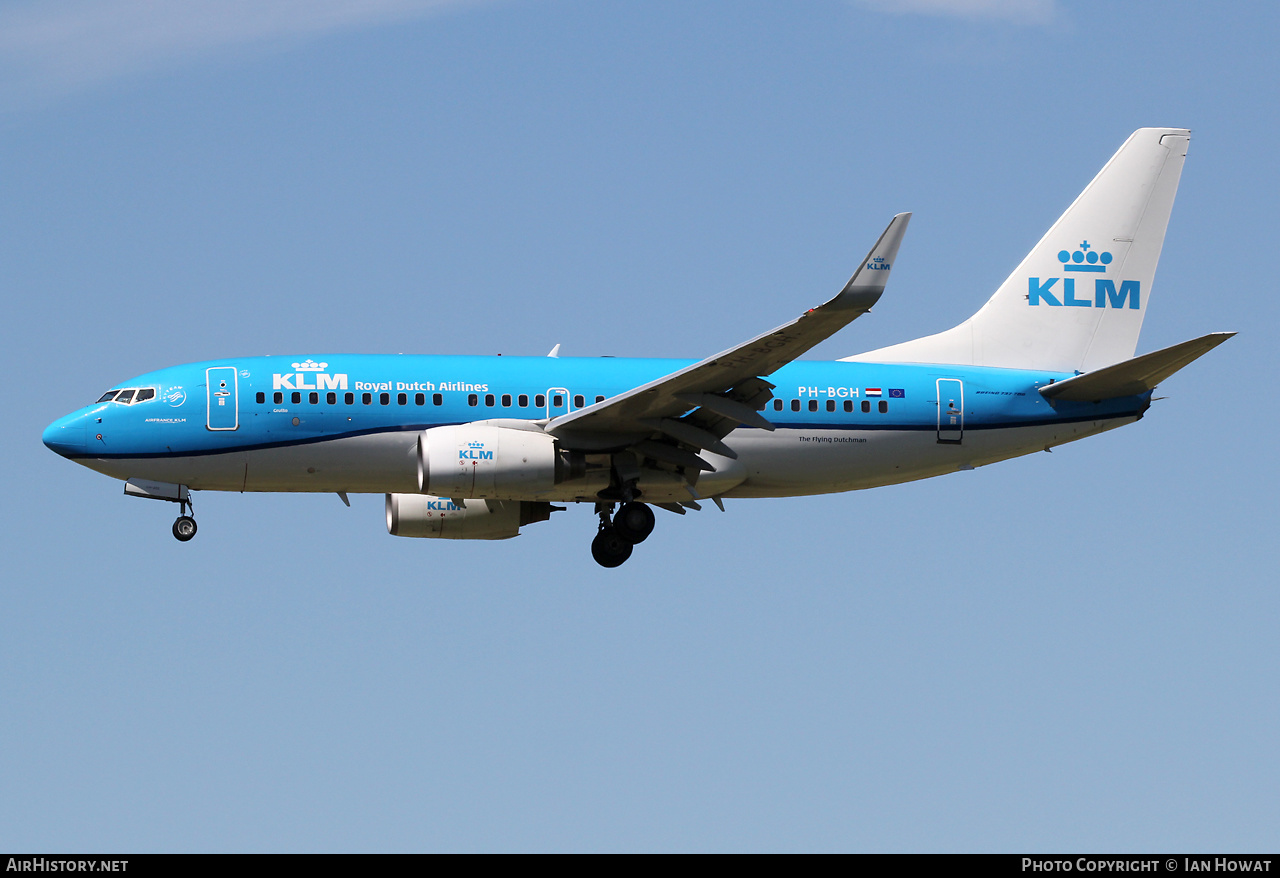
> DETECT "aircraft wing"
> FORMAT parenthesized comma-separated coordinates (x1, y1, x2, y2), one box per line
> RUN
(546, 213, 910, 459)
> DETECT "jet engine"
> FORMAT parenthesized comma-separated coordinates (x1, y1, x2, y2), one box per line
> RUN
(418, 425, 563, 499)
(386, 493, 555, 540)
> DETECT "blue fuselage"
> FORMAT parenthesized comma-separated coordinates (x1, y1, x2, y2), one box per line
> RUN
(42, 354, 1149, 502)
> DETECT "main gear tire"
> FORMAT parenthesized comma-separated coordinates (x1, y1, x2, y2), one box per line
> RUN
(613, 502, 655, 544)
(591, 526, 633, 568)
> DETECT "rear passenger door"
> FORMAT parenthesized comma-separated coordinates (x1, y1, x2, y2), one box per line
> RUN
(936, 378, 963, 445)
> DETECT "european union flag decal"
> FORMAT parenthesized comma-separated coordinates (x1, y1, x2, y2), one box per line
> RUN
(888, 388, 906, 399)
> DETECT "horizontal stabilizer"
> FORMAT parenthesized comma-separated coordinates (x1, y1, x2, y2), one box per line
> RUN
(1040, 332, 1235, 402)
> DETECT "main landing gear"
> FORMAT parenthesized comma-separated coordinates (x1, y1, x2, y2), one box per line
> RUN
(591, 501, 656, 568)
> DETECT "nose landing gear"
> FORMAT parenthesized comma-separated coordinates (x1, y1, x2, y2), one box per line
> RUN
(123, 479, 199, 542)
(172, 497, 197, 542)
(589, 501, 656, 567)
(172, 515, 197, 541)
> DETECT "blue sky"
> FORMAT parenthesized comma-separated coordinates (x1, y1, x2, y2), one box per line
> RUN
(2, 0, 1276, 852)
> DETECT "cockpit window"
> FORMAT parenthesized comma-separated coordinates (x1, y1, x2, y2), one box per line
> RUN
(96, 387, 156, 405)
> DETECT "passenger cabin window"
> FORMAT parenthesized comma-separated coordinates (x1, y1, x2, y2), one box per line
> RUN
(256, 392, 265, 404)
(808, 400, 818, 412)
(501, 394, 512, 407)
(97, 391, 119, 403)
(397, 393, 407, 405)
(485, 394, 495, 406)
(291, 392, 301, 404)
(773, 399, 783, 411)
(468, 394, 478, 406)
(415, 393, 425, 406)
(595, 395, 605, 404)
(826, 400, 835, 412)
(552, 394, 563, 407)
(362, 393, 372, 405)
(380, 393, 390, 405)
(135, 388, 155, 402)
(844, 400, 853, 413)
(861, 400, 870, 413)
(791, 399, 800, 412)
(879, 400, 888, 413)
(327, 392, 337, 405)
(344, 392, 354, 405)
(519, 394, 529, 407)
(274, 392, 283, 404)
(535, 394, 546, 408)
(574, 395, 585, 408)
(309, 392, 319, 404)
(432, 393, 442, 406)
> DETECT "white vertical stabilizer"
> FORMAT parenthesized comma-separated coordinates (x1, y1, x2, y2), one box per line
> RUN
(845, 128, 1189, 373)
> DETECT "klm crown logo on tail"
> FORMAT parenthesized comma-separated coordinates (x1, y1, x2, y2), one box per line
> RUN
(1059, 240, 1113, 272)
(1028, 241, 1139, 310)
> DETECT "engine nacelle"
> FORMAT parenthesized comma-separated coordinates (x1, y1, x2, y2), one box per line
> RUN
(418, 425, 560, 499)
(386, 493, 554, 540)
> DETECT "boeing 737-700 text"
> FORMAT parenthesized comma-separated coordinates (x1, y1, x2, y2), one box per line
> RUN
(43, 128, 1232, 566)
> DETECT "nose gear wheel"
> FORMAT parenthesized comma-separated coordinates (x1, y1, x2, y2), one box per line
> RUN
(172, 516, 197, 541)
(172, 497, 197, 542)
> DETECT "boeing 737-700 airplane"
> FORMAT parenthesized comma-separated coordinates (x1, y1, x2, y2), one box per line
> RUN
(43, 128, 1232, 566)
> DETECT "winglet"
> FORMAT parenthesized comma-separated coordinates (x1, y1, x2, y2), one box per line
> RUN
(547, 344, 561, 358)
(831, 212, 911, 311)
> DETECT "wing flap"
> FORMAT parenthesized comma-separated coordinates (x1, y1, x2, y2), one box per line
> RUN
(674, 392, 776, 431)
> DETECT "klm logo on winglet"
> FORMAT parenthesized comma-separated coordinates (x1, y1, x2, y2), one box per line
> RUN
(1028, 241, 1139, 309)
(460, 441, 493, 461)
(865, 256, 890, 271)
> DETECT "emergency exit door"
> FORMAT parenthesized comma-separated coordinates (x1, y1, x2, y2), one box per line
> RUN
(546, 387, 571, 419)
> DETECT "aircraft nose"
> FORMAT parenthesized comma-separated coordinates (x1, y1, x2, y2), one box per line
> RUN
(42, 414, 87, 458)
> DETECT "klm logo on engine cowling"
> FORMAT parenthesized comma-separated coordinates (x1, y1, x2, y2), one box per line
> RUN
(460, 441, 493, 461)
(1028, 241, 1140, 309)
(272, 359, 349, 391)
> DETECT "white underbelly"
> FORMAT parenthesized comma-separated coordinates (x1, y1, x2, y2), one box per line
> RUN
(723, 417, 1135, 498)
